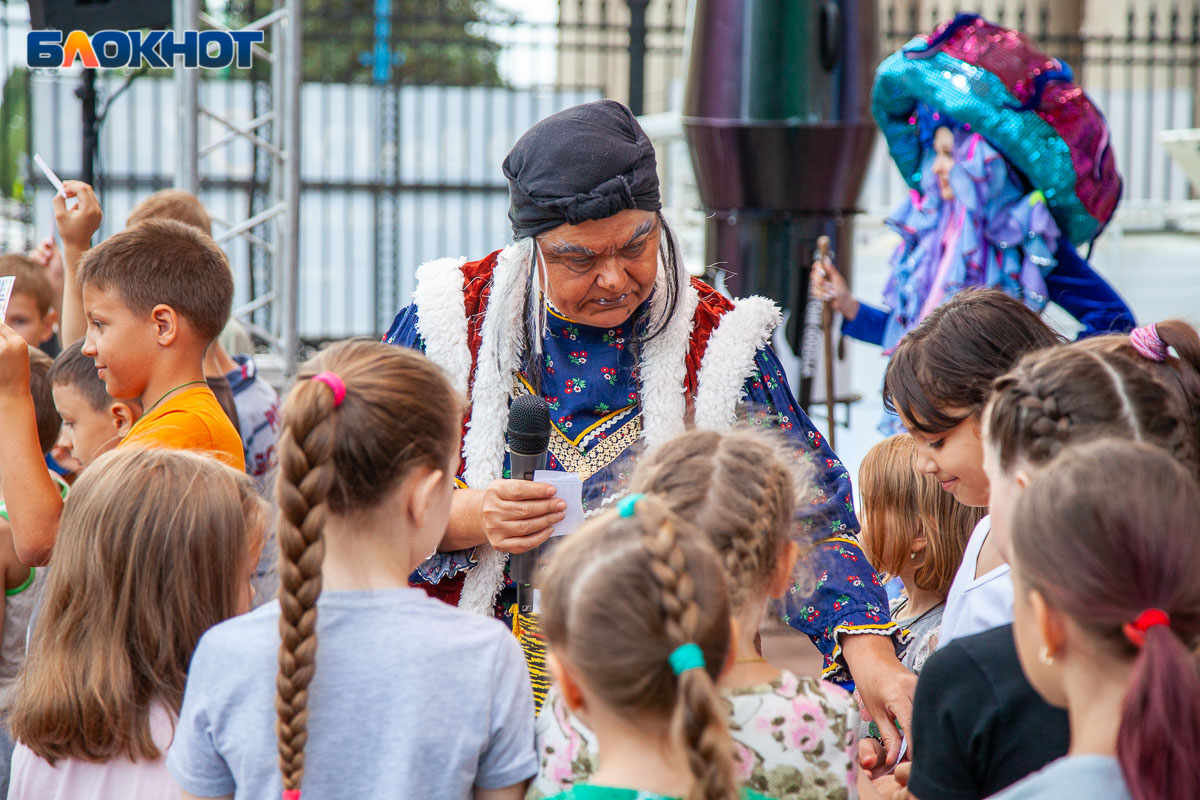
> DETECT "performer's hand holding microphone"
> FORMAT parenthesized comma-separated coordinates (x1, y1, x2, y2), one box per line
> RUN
(506, 394, 552, 614)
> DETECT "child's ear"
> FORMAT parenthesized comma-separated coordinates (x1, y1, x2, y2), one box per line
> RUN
(547, 651, 588, 715)
(110, 401, 139, 437)
(1030, 588, 1066, 660)
(767, 540, 802, 599)
(911, 528, 928, 555)
(407, 467, 446, 530)
(39, 309, 59, 345)
(1014, 468, 1033, 491)
(151, 304, 180, 346)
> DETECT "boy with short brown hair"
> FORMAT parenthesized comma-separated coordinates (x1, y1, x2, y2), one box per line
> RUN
(75, 218, 243, 467)
(0, 255, 57, 353)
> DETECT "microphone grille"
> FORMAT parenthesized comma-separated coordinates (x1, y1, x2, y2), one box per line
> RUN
(508, 394, 551, 438)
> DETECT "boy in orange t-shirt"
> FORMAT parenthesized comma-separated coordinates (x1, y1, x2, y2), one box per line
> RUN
(0, 182, 242, 564)
(75, 217, 243, 469)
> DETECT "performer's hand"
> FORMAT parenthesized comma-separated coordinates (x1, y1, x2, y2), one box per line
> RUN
(810, 259, 859, 321)
(478, 479, 567, 554)
(841, 633, 916, 768)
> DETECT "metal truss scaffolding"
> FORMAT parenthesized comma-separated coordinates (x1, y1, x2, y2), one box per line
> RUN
(173, 0, 302, 376)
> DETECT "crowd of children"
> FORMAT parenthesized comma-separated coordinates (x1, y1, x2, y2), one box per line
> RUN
(0, 176, 1197, 800)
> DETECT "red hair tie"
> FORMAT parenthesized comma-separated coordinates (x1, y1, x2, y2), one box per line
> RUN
(310, 371, 347, 407)
(282, 791, 301, 800)
(1122, 608, 1170, 648)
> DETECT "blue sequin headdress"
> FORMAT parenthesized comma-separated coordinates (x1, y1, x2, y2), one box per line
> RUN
(871, 13, 1121, 245)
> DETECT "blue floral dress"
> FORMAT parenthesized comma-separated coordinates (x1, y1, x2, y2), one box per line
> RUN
(385, 299, 895, 683)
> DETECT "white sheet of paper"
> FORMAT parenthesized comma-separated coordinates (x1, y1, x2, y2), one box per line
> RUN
(0, 276, 14, 323)
(33, 153, 77, 209)
(534, 470, 584, 537)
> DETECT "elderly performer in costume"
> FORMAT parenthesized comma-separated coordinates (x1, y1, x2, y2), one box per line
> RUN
(384, 99, 913, 757)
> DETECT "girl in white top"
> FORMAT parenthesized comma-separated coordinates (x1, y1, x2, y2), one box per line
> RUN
(880, 289, 1061, 648)
(530, 429, 860, 800)
(6, 448, 266, 800)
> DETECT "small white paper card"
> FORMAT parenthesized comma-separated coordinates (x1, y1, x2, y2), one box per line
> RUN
(534, 470, 584, 537)
(0, 275, 15, 323)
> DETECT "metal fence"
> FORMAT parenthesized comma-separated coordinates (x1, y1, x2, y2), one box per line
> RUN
(1, 1, 1198, 342)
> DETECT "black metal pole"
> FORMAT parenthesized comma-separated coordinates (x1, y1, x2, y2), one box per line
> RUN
(627, 0, 649, 115)
(76, 69, 98, 185)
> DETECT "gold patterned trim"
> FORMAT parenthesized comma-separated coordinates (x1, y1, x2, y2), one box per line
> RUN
(512, 375, 642, 480)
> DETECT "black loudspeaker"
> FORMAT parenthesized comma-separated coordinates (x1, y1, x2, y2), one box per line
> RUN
(27, 0, 172, 35)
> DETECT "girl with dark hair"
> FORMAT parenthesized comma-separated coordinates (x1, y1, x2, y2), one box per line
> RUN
(167, 341, 537, 800)
(995, 439, 1200, 800)
(882, 288, 1061, 648)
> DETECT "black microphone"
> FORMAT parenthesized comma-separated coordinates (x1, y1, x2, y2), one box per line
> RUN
(506, 394, 550, 614)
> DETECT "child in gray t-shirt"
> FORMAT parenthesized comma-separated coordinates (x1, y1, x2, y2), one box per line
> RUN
(169, 587, 535, 799)
(168, 342, 537, 800)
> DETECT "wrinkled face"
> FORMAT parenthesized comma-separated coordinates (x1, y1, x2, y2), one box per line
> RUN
(4, 291, 54, 348)
(81, 284, 156, 400)
(904, 412, 990, 507)
(537, 209, 660, 327)
(51, 383, 122, 467)
(930, 126, 956, 201)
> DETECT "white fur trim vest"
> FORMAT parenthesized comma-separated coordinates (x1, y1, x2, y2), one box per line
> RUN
(413, 242, 781, 614)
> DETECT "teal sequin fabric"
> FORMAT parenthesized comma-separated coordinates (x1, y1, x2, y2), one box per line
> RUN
(871, 13, 1121, 245)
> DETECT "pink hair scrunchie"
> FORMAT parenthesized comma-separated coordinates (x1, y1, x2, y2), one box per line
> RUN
(310, 371, 347, 406)
(1130, 323, 1168, 362)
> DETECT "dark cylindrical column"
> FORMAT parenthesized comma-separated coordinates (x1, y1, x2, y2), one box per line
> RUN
(627, 0, 650, 116)
(683, 0, 879, 407)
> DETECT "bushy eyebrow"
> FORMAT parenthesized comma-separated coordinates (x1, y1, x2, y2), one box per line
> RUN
(545, 218, 658, 258)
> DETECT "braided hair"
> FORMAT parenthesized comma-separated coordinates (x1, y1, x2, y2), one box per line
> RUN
(1075, 319, 1200, 479)
(273, 340, 464, 795)
(985, 343, 1195, 475)
(540, 497, 739, 800)
(629, 428, 806, 608)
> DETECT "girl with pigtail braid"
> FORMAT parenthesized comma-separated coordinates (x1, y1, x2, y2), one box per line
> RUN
(531, 429, 860, 800)
(169, 341, 538, 800)
(994, 439, 1200, 800)
(539, 494, 766, 800)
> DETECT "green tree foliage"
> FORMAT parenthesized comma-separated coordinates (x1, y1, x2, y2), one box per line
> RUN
(0, 68, 29, 199)
(231, 0, 509, 85)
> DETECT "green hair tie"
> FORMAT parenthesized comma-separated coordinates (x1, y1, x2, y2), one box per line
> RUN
(617, 493, 645, 518)
(668, 643, 706, 675)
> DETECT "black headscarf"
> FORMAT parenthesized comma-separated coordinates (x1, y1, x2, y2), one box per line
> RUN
(502, 100, 662, 239)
